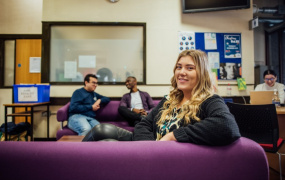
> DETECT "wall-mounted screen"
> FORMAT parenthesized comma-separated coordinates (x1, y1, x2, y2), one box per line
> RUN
(182, 0, 250, 13)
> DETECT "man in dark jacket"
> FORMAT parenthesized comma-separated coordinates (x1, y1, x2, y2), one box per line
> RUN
(68, 74, 110, 135)
(118, 76, 155, 126)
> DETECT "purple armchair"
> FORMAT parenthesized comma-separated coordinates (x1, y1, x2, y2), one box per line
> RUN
(56, 100, 160, 140)
(0, 137, 268, 180)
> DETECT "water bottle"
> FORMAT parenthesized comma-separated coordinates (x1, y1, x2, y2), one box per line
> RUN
(272, 89, 281, 108)
(227, 83, 232, 96)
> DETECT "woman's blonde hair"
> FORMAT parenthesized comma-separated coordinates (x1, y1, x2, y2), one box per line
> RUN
(157, 50, 216, 125)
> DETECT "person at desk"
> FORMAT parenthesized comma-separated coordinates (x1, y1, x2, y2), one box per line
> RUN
(255, 70, 285, 104)
(82, 50, 240, 146)
(118, 76, 155, 126)
(68, 74, 110, 136)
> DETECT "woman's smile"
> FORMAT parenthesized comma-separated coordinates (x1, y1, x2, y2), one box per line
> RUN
(175, 56, 197, 95)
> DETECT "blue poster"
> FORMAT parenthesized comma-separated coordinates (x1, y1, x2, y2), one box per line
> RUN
(224, 35, 241, 58)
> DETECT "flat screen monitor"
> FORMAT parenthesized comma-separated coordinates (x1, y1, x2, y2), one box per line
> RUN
(182, 0, 250, 13)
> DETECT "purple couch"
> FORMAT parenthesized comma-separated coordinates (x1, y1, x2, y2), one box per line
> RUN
(56, 100, 160, 140)
(0, 137, 268, 180)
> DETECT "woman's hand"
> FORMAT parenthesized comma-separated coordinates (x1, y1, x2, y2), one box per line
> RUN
(159, 132, 177, 141)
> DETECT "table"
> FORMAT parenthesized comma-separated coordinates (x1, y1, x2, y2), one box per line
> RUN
(3, 102, 50, 141)
(276, 106, 285, 114)
(267, 107, 285, 176)
(57, 135, 84, 142)
(276, 107, 285, 139)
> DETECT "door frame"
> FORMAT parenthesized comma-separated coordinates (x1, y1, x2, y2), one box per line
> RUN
(0, 34, 42, 89)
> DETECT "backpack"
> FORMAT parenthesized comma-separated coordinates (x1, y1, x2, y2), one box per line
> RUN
(0, 122, 31, 141)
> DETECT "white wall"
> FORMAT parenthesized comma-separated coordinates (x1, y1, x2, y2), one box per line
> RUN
(0, 0, 255, 137)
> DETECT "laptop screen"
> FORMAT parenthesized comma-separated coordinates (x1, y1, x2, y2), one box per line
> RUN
(250, 91, 274, 105)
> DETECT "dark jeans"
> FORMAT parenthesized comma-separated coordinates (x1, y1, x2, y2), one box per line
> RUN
(82, 123, 133, 142)
(118, 106, 142, 126)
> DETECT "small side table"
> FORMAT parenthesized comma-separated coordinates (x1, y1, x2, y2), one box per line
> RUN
(57, 135, 84, 142)
(3, 102, 50, 141)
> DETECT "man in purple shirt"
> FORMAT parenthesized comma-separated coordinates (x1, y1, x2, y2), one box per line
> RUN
(119, 76, 155, 126)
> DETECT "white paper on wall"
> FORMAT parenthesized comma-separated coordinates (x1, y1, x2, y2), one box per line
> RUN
(29, 57, 41, 73)
(178, 31, 195, 53)
(208, 52, 220, 69)
(78, 55, 96, 68)
(204, 33, 217, 50)
(64, 61, 77, 79)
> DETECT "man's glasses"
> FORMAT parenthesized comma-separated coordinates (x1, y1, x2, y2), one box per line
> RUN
(264, 78, 275, 81)
(90, 81, 99, 85)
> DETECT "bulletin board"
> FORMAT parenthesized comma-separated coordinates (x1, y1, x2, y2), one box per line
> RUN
(178, 32, 242, 80)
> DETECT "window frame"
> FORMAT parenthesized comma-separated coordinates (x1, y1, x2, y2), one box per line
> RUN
(41, 21, 147, 85)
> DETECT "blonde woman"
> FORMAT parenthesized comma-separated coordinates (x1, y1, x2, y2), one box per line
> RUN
(83, 50, 240, 146)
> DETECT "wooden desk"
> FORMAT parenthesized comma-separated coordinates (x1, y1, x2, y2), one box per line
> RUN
(57, 135, 84, 142)
(3, 102, 50, 141)
(267, 107, 285, 176)
(276, 107, 285, 139)
(276, 107, 285, 115)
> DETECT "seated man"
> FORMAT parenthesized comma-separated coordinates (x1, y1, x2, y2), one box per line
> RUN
(118, 76, 155, 126)
(68, 74, 110, 135)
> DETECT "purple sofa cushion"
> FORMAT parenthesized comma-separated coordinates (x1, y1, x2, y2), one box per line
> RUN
(56, 126, 77, 140)
(56, 102, 70, 122)
(96, 101, 124, 122)
(0, 137, 268, 180)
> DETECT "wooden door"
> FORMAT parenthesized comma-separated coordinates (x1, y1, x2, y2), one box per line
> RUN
(15, 39, 42, 123)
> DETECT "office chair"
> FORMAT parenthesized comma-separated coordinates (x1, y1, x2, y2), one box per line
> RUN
(227, 102, 284, 180)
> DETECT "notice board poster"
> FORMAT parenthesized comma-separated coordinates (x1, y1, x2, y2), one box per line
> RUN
(224, 35, 241, 58)
(193, 32, 242, 80)
(178, 31, 196, 52)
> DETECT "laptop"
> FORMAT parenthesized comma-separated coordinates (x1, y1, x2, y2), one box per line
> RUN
(250, 91, 274, 105)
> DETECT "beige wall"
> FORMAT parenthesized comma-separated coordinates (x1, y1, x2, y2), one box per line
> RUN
(0, 0, 43, 135)
(0, 0, 42, 34)
(0, 0, 255, 138)
(42, 0, 254, 97)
